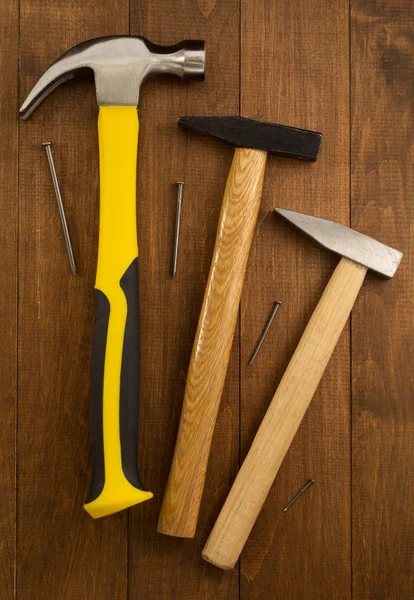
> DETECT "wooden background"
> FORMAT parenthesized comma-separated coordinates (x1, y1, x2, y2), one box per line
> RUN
(1, 0, 413, 598)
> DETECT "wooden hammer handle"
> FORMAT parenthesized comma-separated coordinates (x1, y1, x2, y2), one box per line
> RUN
(202, 257, 368, 568)
(158, 148, 267, 537)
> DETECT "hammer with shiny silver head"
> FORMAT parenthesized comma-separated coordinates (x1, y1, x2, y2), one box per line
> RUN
(20, 36, 205, 519)
(202, 209, 402, 570)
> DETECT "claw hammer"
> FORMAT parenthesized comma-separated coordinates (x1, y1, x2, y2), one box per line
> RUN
(20, 36, 205, 518)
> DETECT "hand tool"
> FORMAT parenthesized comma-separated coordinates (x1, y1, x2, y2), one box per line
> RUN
(42, 142, 77, 275)
(20, 36, 205, 519)
(202, 208, 402, 569)
(172, 181, 184, 278)
(283, 479, 315, 512)
(249, 300, 281, 365)
(158, 117, 322, 538)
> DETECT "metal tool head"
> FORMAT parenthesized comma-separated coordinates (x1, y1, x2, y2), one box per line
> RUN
(179, 116, 322, 161)
(275, 208, 402, 278)
(20, 36, 205, 120)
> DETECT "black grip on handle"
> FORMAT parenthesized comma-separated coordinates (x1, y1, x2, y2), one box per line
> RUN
(119, 258, 145, 491)
(86, 289, 109, 503)
(86, 258, 147, 506)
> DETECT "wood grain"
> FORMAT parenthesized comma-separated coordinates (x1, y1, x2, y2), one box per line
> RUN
(351, 1, 414, 598)
(0, 1, 411, 598)
(204, 258, 368, 570)
(239, 0, 352, 597)
(18, 2, 130, 598)
(0, 1, 18, 598)
(158, 147, 267, 538)
(129, 1, 240, 598)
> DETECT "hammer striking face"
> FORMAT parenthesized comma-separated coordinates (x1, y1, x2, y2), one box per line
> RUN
(20, 36, 205, 519)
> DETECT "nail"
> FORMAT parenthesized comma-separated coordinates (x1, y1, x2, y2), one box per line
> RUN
(283, 479, 315, 512)
(172, 181, 184, 278)
(42, 142, 76, 275)
(249, 301, 281, 365)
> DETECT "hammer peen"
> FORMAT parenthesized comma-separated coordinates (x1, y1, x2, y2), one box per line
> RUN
(158, 117, 322, 538)
(203, 209, 402, 569)
(20, 36, 205, 518)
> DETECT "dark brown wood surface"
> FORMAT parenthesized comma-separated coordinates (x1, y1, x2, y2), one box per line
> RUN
(0, 1, 18, 599)
(0, 0, 412, 599)
(351, 1, 414, 598)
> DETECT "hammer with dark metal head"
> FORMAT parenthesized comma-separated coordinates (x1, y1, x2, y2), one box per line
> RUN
(202, 209, 402, 569)
(20, 36, 205, 519)
(158, 117, 322, 538)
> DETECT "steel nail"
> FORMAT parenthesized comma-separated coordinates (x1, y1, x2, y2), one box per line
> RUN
(172, 181, 184, 278)
(42, 142, 76, 275)
(283, 479, 315, 512)
(249, 300, 281, 365)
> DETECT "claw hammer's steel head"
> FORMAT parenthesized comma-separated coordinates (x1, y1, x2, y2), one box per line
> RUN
(275, 208, 403, 278)
(20, 36, 206, 120)
(179, 116, 322, 161)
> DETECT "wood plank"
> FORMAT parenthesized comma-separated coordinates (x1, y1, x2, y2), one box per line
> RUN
(128, 2, 240, 598)
(10, 2, 412, 599)
(240, 1, 351, 598)
(350, 1, 414, 598)
(0, 0, 18, 598)
(18, 3, 129, 598)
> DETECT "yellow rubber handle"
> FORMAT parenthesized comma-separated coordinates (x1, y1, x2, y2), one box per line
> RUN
(84, 106, 152, 518)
